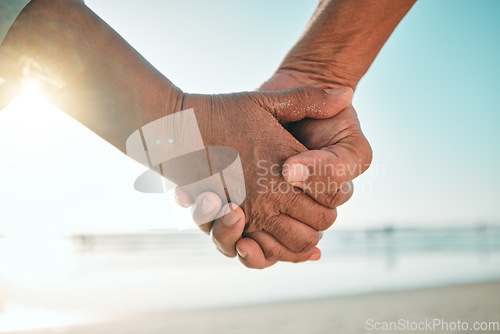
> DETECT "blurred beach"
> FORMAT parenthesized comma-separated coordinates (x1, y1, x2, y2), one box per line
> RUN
(1, 226, 500, 333)
(11, 281, 500, 334)
(0, 0, 499, 333)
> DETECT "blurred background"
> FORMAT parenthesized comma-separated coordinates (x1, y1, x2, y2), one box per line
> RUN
(0, 0, 499, 332)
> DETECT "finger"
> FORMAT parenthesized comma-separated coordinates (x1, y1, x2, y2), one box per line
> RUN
(283, 139, 372, 188)
(264, 214, 322, 254)
(236, 236, 321, 269)
(330, 181, 354, 207)
(283, 191, 338, 231)
(282, 145, 368, 208)
(236, 238, 278, 269)
(191, 192, 222, 234)
(211, 203, 246, 257)
(308, 248, 322, 261)
(248, 86, 353, 123)
(247, 231, 322, 262)
(174, 188, 194, 208)
(283, 136, 371, 208)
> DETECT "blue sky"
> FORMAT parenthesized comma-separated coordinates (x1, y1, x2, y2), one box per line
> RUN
(0, 0, 499, 235)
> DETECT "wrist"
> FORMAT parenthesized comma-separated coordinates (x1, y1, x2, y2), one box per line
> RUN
(143, 80, 185, 125)
(276, 53, 362, 91)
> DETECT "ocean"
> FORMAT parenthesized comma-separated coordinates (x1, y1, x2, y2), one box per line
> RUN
(1, 226, 500, 332)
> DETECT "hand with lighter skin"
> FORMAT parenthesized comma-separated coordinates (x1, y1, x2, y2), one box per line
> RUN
(178, 0, 416, 269)
(0, 0, 351, 263)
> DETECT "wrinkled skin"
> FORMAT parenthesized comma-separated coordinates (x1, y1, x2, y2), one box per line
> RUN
(178, 71, 372, 269)
(180, 87, 346, 257)
(261, 72, 372, 208)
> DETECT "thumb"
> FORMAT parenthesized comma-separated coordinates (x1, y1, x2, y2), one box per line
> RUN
(248, 86, 353, 123)
(282, 132, 372, 208)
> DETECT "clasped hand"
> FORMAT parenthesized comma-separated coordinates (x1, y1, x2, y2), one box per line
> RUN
(174, 82, 371, 269)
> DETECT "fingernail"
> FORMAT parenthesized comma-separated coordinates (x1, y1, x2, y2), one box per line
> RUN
(201, 197, 216, 214)
(222, 206, 241, 227)
(181, 203, 190, 208)
(324, 87, 352, 96)
(318, 231, 324, 241)
(286, 163, 310, 183)
(236, 247, 247, 258)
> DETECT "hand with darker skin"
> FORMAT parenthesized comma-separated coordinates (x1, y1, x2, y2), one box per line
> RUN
(179, 0, 416, 268)
(177, 86, 355, 267)
(261, 75, 371, 209)
(181, 88, 347, 259)
(177, 80, 367, 269)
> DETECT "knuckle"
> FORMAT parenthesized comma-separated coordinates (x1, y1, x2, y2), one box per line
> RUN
(296, 232, 318, 253)
(296, 86, 310, 99)
(316, 209, 337, 231)
(295, 86, 316, 110)
(322, 191, 341, 209)
(265, 244, 283, 261)
(245, 91, 265, 108)
(281, 192, 303, 215)
(323, 186, 347, 209)
(266, 212, 288, 236)
(323, 181, 354, 208)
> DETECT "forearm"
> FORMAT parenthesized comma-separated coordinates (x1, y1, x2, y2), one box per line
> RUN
(0, 0, 183, 151)
(280, 0, 416, 89)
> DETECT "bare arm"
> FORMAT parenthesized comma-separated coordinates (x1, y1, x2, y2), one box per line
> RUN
(0, 0, 183, 150)
(268, 0, 417, 90)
